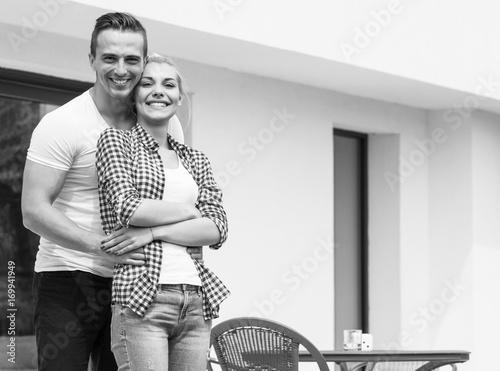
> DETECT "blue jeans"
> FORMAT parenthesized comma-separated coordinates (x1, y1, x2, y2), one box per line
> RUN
(33, 271, 117, 371)
(111, 284, 212, 371)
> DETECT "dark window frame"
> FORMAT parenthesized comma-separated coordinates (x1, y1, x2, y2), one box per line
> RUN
(0, 67, 92, 105)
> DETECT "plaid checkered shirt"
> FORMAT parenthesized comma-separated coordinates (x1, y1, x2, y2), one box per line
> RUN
(96, 123, 230, 319)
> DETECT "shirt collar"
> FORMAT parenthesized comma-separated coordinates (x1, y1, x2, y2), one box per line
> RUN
(132, 123, 158, 151)
(167, 132, 184, 153)
(132, 122, 187, 155)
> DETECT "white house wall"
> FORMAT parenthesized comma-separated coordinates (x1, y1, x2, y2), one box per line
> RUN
(470, 111, 500, 370)
(70, 0, 500, 103)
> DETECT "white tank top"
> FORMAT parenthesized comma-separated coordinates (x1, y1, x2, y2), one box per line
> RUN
(158, 154, 201, 285)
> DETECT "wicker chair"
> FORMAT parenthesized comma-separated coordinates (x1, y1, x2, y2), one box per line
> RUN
(207, 317, 329, 371)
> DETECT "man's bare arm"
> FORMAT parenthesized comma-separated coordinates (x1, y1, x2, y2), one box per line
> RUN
(22, 160, 98, 252)
(22, 160, 144, 265)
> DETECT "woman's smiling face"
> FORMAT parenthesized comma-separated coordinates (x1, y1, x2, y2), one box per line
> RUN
(134, 61, 182, 125)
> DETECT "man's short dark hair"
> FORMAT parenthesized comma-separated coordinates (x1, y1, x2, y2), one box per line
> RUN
(90, 12, 148, 58)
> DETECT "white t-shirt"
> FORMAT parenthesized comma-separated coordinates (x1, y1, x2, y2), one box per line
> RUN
(27, 90, 114, 276)
(158, 155, 201, 286)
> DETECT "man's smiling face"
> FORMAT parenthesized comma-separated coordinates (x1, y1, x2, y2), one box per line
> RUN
(89, 29, 144, 101)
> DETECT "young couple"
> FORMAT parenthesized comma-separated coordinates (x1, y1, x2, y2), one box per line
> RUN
(22, 12, 229, 371)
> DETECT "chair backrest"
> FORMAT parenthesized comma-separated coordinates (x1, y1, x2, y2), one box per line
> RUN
(208, 317, 329, 371)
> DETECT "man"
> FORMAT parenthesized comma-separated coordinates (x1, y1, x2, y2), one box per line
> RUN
(21, 12, 190, 370)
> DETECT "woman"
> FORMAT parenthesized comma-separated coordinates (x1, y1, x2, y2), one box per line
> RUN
(96, 53, 229, 370)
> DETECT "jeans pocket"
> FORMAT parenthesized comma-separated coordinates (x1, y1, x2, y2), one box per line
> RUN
(121, 305, 140, 318)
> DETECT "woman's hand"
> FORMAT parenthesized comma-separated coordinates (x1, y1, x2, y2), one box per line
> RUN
(101, 226, 153, 256)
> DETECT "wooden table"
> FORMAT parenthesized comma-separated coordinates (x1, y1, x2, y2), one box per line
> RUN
(299, 350, 470, 371)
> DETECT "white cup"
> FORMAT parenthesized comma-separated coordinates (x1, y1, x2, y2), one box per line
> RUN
(343, 329, 362, 351)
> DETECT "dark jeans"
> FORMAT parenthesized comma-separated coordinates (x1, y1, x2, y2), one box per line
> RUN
(33, 270, 117, 371)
